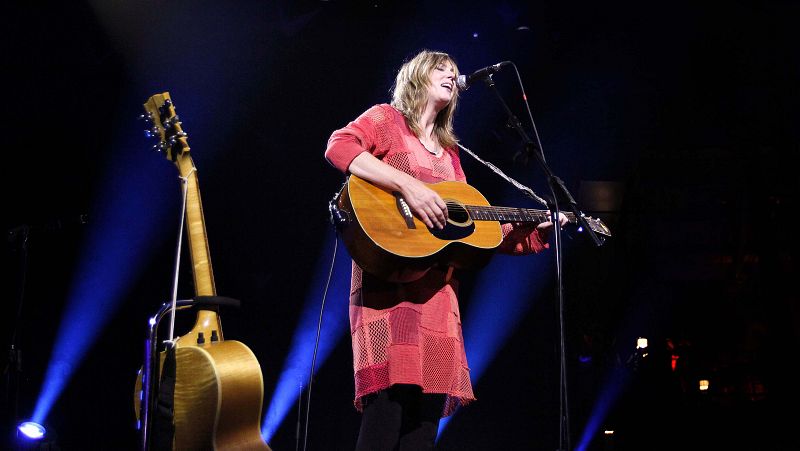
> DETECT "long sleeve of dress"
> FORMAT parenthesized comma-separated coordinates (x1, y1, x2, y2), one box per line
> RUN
(498, 222, 550, 255)
(325, 104, 393, 174)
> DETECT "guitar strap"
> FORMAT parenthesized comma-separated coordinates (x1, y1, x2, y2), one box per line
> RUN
(151, 344, 177, 450)
(457, 142, 548, 207)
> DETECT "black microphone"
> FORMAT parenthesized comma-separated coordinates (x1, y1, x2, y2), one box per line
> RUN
(456, 61, 511, 91)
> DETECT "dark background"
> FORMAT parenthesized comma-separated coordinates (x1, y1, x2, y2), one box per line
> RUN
(3, 1, 798, 450)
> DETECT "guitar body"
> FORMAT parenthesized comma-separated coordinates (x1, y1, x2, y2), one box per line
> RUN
(172, 340, 267, 450)
(135, 337, 269, 450)
(339, 175, 503, 282)
(134, 92, 271, 450)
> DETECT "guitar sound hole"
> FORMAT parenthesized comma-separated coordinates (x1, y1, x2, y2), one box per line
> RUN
(430, 201, 474, 241)
(446, 202, 470, 225)
(447, 204, 470, 224)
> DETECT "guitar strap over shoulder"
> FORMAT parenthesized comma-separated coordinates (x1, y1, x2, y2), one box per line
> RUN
(457, 142, 548, 207)
(151, 345, 176, 450)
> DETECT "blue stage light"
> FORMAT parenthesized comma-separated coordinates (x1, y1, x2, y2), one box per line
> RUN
(575, 367, 630, 451)
(437, 249, 556, 440)
(30, 154, 172, 426)
(262, 232, 350, 442)
(17, 421, 46, 440)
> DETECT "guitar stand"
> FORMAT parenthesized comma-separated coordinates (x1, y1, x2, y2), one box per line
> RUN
(138, 299, 193, 451)
(138, 296, 242, 451)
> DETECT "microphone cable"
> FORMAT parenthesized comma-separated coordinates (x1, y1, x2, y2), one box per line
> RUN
(506, 61, 548, 165)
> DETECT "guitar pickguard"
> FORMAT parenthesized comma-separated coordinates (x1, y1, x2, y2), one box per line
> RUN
(430, 221, 476, 241)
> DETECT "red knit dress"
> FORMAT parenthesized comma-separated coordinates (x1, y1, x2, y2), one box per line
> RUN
(325, 104, 549, 417)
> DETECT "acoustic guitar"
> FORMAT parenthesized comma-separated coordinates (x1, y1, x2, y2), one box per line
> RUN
(334, 174, 612, 282)
(133, 92, 271, 450)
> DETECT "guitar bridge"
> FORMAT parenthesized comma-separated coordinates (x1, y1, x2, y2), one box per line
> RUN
(394, 193, 416, 229)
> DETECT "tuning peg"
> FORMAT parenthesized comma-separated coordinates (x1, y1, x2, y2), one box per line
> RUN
(144, 126, 160, 138)
(164, 115, 182, 130)
(158, 99, 173, 117)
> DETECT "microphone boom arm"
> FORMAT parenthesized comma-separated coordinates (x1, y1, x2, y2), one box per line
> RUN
(481, 73, 604, 247)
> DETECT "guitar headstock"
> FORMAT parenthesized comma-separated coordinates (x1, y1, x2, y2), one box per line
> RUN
(579, 214, 612, 238)
(141, 92, 189, 162)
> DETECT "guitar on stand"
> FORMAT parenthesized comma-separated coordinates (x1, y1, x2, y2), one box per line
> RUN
(133, 92, 271, 450)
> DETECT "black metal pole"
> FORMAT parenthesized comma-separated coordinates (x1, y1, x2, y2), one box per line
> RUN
(5, 225, 30, 450)
(478, 73, 599, 450)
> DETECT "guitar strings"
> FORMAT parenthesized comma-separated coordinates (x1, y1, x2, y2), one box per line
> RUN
(466, 205, 576, 221)
(445, 202, 467, 215)
(448, 203, 574, 219)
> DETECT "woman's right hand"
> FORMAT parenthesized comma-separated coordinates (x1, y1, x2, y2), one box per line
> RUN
(347, 152, 448, 229)
(398, 178, 449, 230)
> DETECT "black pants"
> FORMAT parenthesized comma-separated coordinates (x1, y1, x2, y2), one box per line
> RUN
(355, 384, 446, 451)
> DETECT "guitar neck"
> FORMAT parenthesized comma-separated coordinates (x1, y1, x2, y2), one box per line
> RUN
(465, 205, 577, 224)
(143, 91, 224, 342)
(176, 156, 216, 297)
(175, 151, 221, 337)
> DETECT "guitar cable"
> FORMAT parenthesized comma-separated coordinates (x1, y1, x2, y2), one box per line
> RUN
(298, 229, 339, 451)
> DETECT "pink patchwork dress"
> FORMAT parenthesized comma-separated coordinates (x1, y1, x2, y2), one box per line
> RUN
(325, 104, 549, 416)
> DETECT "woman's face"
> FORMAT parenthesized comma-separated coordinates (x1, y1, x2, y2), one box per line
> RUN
(426, 61, 456, 111)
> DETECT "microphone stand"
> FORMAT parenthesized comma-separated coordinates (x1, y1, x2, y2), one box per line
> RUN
(5, 224, 29, 449)
(478, 73, 604, 451)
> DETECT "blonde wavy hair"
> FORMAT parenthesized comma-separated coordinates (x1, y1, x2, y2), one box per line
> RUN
(390, 50, 460, 149)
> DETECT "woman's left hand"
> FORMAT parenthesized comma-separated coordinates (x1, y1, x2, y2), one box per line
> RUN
(535, 212, 569, 241)
(536, 212, 569, 232)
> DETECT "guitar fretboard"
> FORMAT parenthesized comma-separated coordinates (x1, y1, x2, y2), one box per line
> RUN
(464, 205, 577, 224)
